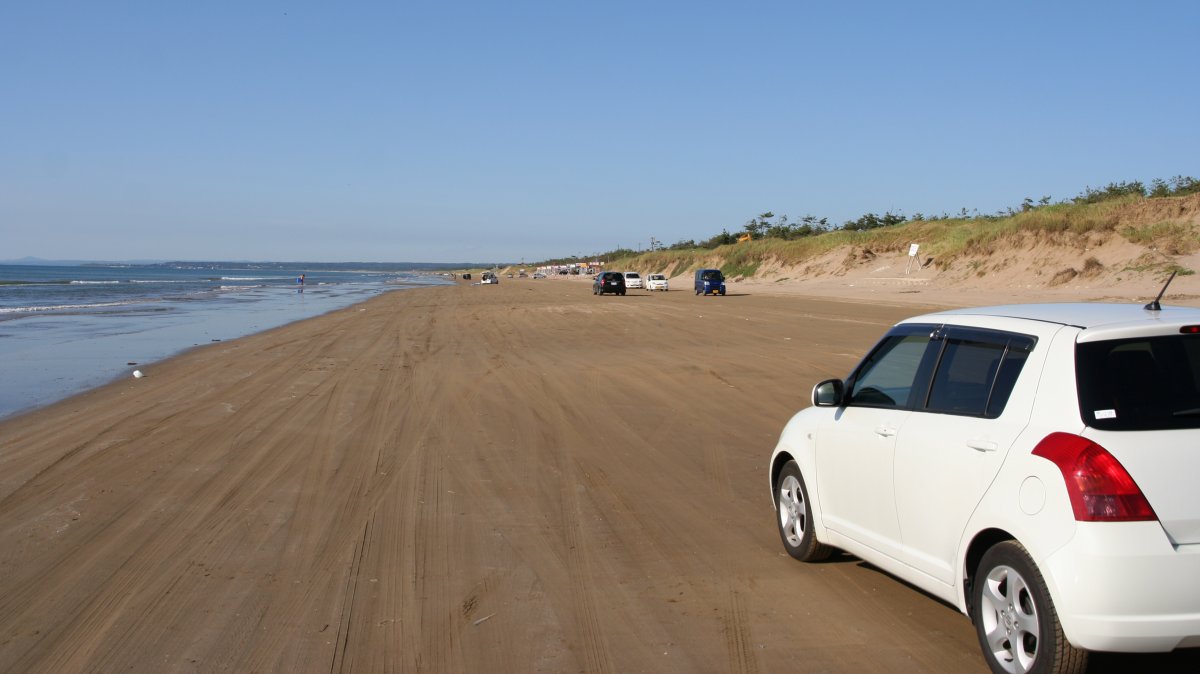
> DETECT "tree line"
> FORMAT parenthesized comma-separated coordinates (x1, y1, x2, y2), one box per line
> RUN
(652, 175, 1200, 254)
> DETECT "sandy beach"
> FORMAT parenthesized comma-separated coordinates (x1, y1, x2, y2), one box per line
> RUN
(2, 276, 1197, 673)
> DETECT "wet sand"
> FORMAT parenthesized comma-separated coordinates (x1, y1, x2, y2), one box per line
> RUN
(1, 278, 1195, 673)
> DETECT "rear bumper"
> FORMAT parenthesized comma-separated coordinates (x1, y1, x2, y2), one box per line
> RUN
(1043, 522, 1200, 652)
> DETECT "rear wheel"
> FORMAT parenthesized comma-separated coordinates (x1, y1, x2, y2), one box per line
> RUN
(774, 461, 832, 562)
(972, 542, 1087, 674)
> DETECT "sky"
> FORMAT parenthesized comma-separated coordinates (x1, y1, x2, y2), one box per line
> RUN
(2, 1, 1198, 264)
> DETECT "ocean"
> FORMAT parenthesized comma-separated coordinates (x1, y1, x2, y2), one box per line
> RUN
(0, 263, 452, 419)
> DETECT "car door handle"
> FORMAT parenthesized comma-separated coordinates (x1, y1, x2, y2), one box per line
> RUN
(967, 439, 998, 452)
(874, 426, 897, 438)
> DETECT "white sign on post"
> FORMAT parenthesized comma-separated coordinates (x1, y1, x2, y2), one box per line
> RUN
(906, 243, 921, 274)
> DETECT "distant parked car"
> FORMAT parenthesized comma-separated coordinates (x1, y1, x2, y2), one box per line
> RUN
(695, 269, 725, 295)
(481, 271, 498, 284)
(623, 272, 643, 289)
(532, 272, 546, 279)
(593, 271, 626, 296)
(646, 274, 669, 291)
(769, 301, 1200, 674)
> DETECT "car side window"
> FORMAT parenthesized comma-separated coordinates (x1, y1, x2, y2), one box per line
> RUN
(847, 331, 932, 408)
(924, 329, 1035, 418)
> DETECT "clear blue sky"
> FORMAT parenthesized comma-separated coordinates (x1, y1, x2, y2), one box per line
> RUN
(3, 1, 1197, 263)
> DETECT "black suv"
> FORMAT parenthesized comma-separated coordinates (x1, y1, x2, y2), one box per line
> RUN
(593, 271, 626, 296)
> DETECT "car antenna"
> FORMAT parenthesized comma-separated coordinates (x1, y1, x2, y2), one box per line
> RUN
(1144, 270, 1177, 312)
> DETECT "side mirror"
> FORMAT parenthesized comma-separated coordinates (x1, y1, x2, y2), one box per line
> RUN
(812, 379, 845, 407)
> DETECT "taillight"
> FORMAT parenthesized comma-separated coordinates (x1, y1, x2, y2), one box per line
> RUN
(1033, 432, 1156, 521)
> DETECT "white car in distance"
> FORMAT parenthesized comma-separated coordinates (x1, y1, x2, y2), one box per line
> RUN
(769, 300, 1200, 674)
(645, 274, 669, 291)
(622, 271, 643, 289)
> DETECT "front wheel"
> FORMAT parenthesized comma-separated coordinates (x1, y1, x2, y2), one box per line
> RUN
(972, 542, 1087, 674)
(774, 461, 832, 562)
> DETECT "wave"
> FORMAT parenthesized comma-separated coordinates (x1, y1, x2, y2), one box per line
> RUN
(0, 299, 151, 314)
(69, 280, 121, 285)
(0, 280, 73, 287)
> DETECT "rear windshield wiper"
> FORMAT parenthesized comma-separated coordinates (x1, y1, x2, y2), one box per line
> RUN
(1171, 408, 1200, 417)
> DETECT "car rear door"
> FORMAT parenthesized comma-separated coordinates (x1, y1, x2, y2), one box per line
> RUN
(892, 326, 1039, 585)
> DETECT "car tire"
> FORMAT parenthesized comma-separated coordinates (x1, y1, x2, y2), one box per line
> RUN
(774, 461, 833, 562)
(972, 541, 1087, 674)
(620, 290, 626, 296)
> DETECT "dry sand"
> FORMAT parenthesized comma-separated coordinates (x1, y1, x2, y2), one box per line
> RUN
(2, 276, 1198, 673)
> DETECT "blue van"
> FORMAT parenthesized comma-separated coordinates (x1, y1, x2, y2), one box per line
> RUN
(694, 269, 726, 295)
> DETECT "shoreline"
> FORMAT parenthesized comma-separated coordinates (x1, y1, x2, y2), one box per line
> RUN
(0, 275, 449, 420)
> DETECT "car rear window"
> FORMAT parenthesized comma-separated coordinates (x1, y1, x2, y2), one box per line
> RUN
(924, 329, 1034, 418)
(1076, 334, 1200, 430)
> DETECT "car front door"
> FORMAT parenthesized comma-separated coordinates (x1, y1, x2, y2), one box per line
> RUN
(816, 326, 937, 559)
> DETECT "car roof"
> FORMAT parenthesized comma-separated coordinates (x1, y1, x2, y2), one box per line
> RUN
(906, 303, 1200, 340)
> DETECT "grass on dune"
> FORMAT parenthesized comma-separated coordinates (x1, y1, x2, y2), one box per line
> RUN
(600, 195, 1198, 277)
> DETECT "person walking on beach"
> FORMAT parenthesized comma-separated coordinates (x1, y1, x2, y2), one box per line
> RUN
(297, 273, 305, 285)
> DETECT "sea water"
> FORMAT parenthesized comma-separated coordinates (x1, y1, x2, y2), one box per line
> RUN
(0, 263, 452, 419)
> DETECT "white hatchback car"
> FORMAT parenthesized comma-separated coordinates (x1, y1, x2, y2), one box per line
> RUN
(622, 271, 643, 289)
(769, 302, 1200, 674)
(645, 273, 669, 291)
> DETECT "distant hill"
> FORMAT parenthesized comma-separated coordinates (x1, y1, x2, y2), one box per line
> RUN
(1, 257, 170, 266)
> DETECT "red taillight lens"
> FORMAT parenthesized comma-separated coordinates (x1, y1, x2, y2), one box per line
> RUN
(1032, 432, 1157, 522)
